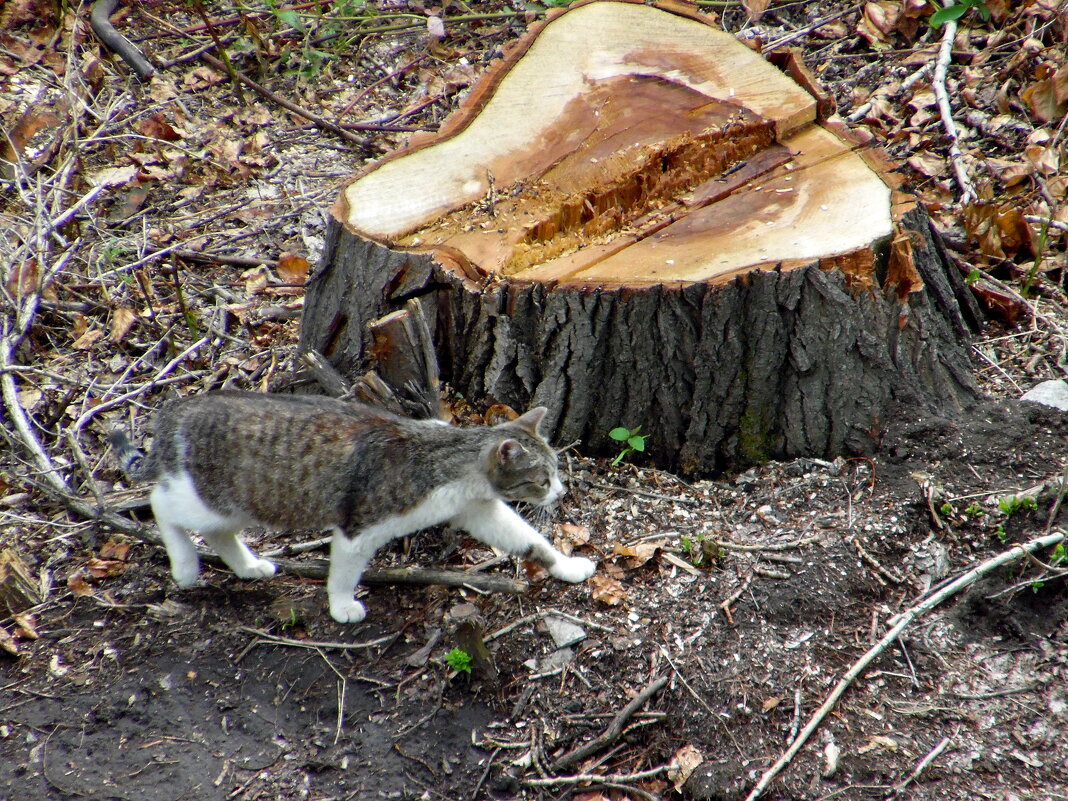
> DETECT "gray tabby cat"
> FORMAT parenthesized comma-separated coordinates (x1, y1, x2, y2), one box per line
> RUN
(109, 391, 596, 624)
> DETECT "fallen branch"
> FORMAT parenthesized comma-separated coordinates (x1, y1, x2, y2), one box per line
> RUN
(931, 4, 976, 205)
(550, 675, 669, 772)
(743, 531, 1066, 801)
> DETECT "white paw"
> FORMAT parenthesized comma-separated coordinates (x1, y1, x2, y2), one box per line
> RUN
(171, 560, 201, 588)
(234, 558, 276, 580)
(550, 556, 596, 583)
(329, 598, 367, 624)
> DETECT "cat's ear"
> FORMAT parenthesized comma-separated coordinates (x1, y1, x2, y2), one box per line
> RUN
(511, 406, 547, 435)
(497, 439, 528, 465)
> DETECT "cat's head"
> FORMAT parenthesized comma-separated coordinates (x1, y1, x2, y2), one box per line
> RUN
(487, 407, 564, 506)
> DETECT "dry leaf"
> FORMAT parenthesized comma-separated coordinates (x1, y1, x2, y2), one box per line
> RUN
(241, 265, 270, 296)
(13, 614, 39, 640)
(559, 523, 590, 547)
(87, 557, 127, 579)
(72, 327, 104, 350)
(67, 571, 93, 597)
(1024, 144, 1060, 176)
(858, 735, 899, 754)
(484, 404, 518, 425)
(741, 0, 770, 21)
(135, 112, 181, 142)
(589, 574, 627, 606)
(0, 627, 18, 657)
(612, 541, 663, 568)
(99, 540, 131, 561)
(5, 258, 39, 299)
(276, 252, 310, 284)
(907, 153, 946, 178)
(426, 15, 446, 39)
(108, 307, 139, 343)
(763, 695, 784, 711)
(88, 165, 138, 188)
(668, 744, 704, 791)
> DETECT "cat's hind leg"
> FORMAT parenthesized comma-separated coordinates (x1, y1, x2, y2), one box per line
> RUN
(452, 500, 596, 583)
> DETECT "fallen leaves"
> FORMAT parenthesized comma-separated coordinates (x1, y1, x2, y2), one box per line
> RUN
(589, 573, 627, 606)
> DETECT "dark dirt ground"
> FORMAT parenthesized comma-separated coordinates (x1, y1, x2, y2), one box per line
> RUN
(3, 1, 1068, 800)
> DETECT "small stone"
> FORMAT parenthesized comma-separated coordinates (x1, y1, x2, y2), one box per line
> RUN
(542, 648, 574, 671)
(1020, 380, 1068, 411)
(544, 615, 586, 648)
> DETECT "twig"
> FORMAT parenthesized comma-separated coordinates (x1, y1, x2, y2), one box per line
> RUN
(742, 531, 1066, 801)
(522, 764, 671, 787)
(70, 336, 210, 432)
(848, 64, 931, 122)
(198, 53, 365, 147)
(550, 675, 669, 772)
(237, 626, 394, 650)
(764, 4, 861, 52)
(658, 645, 716, 715)
(930, 4, 976, 205)
(713, 536, 818, 553)
(885, 734, 953, 798)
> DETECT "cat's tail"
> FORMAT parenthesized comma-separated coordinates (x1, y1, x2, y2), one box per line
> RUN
(108, 429, 151, 481)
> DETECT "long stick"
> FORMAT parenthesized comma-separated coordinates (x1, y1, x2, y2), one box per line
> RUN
(743, 531, 1066, 801)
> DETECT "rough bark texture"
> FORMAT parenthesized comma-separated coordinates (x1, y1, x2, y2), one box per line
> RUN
(300, 207, 981, 474)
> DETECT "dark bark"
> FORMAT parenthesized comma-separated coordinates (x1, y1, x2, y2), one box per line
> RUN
(301, 208, 981, 474)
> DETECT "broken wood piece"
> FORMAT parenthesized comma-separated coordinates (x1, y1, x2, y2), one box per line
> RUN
(300, 349, 351, 398)
(447, 602, 498, 681)
(366, 299, 442, 420)
(302, 0, 982, 473)
(0, 548, 42, 616)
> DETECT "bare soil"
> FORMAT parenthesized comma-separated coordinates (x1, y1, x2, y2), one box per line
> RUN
(2, 2, 1067, 801)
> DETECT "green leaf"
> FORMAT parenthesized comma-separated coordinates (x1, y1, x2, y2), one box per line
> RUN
(609, 427, 631, 442)
(275, 9, 303, 30)
(930, 4, 969, 26)
(445, 647, 472, 673)
(629, 435, 647, 452)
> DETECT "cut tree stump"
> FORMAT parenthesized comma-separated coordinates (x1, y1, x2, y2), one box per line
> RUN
(301, 0, 982, 473)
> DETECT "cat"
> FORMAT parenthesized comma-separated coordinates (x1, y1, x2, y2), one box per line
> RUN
(108, 391, 596, 624)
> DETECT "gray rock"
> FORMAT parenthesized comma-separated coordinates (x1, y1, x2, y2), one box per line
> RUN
(1020, 380, 1068, 411)
(544, 614, 586, 648)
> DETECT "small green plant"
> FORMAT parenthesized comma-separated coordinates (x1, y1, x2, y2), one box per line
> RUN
(964, 268, 981, 285)
(1051, 543, 1067, 567)
(609, 426, 648, 466)
(963, 503, 983, 518)
(445, 647, 472, 674)
(994, 523, 1008, 543)
(680, 534, 704, 566)
(940, 501, 954, 517)
(998, 495, 1038, 517)
(929, 0, 990, 26)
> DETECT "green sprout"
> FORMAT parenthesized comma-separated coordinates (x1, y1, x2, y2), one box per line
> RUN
(609, 426, 648, 466)
(998, 495, 1038, 517)
(930, 0, 990, 27)
(445, 647, 472, 674)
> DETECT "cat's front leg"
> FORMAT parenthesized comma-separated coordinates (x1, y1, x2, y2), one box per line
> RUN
(452, 500, 596, 583)
(327, 524, 398, 623)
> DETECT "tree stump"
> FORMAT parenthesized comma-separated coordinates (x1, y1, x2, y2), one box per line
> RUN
(301, 0, 982, 473)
